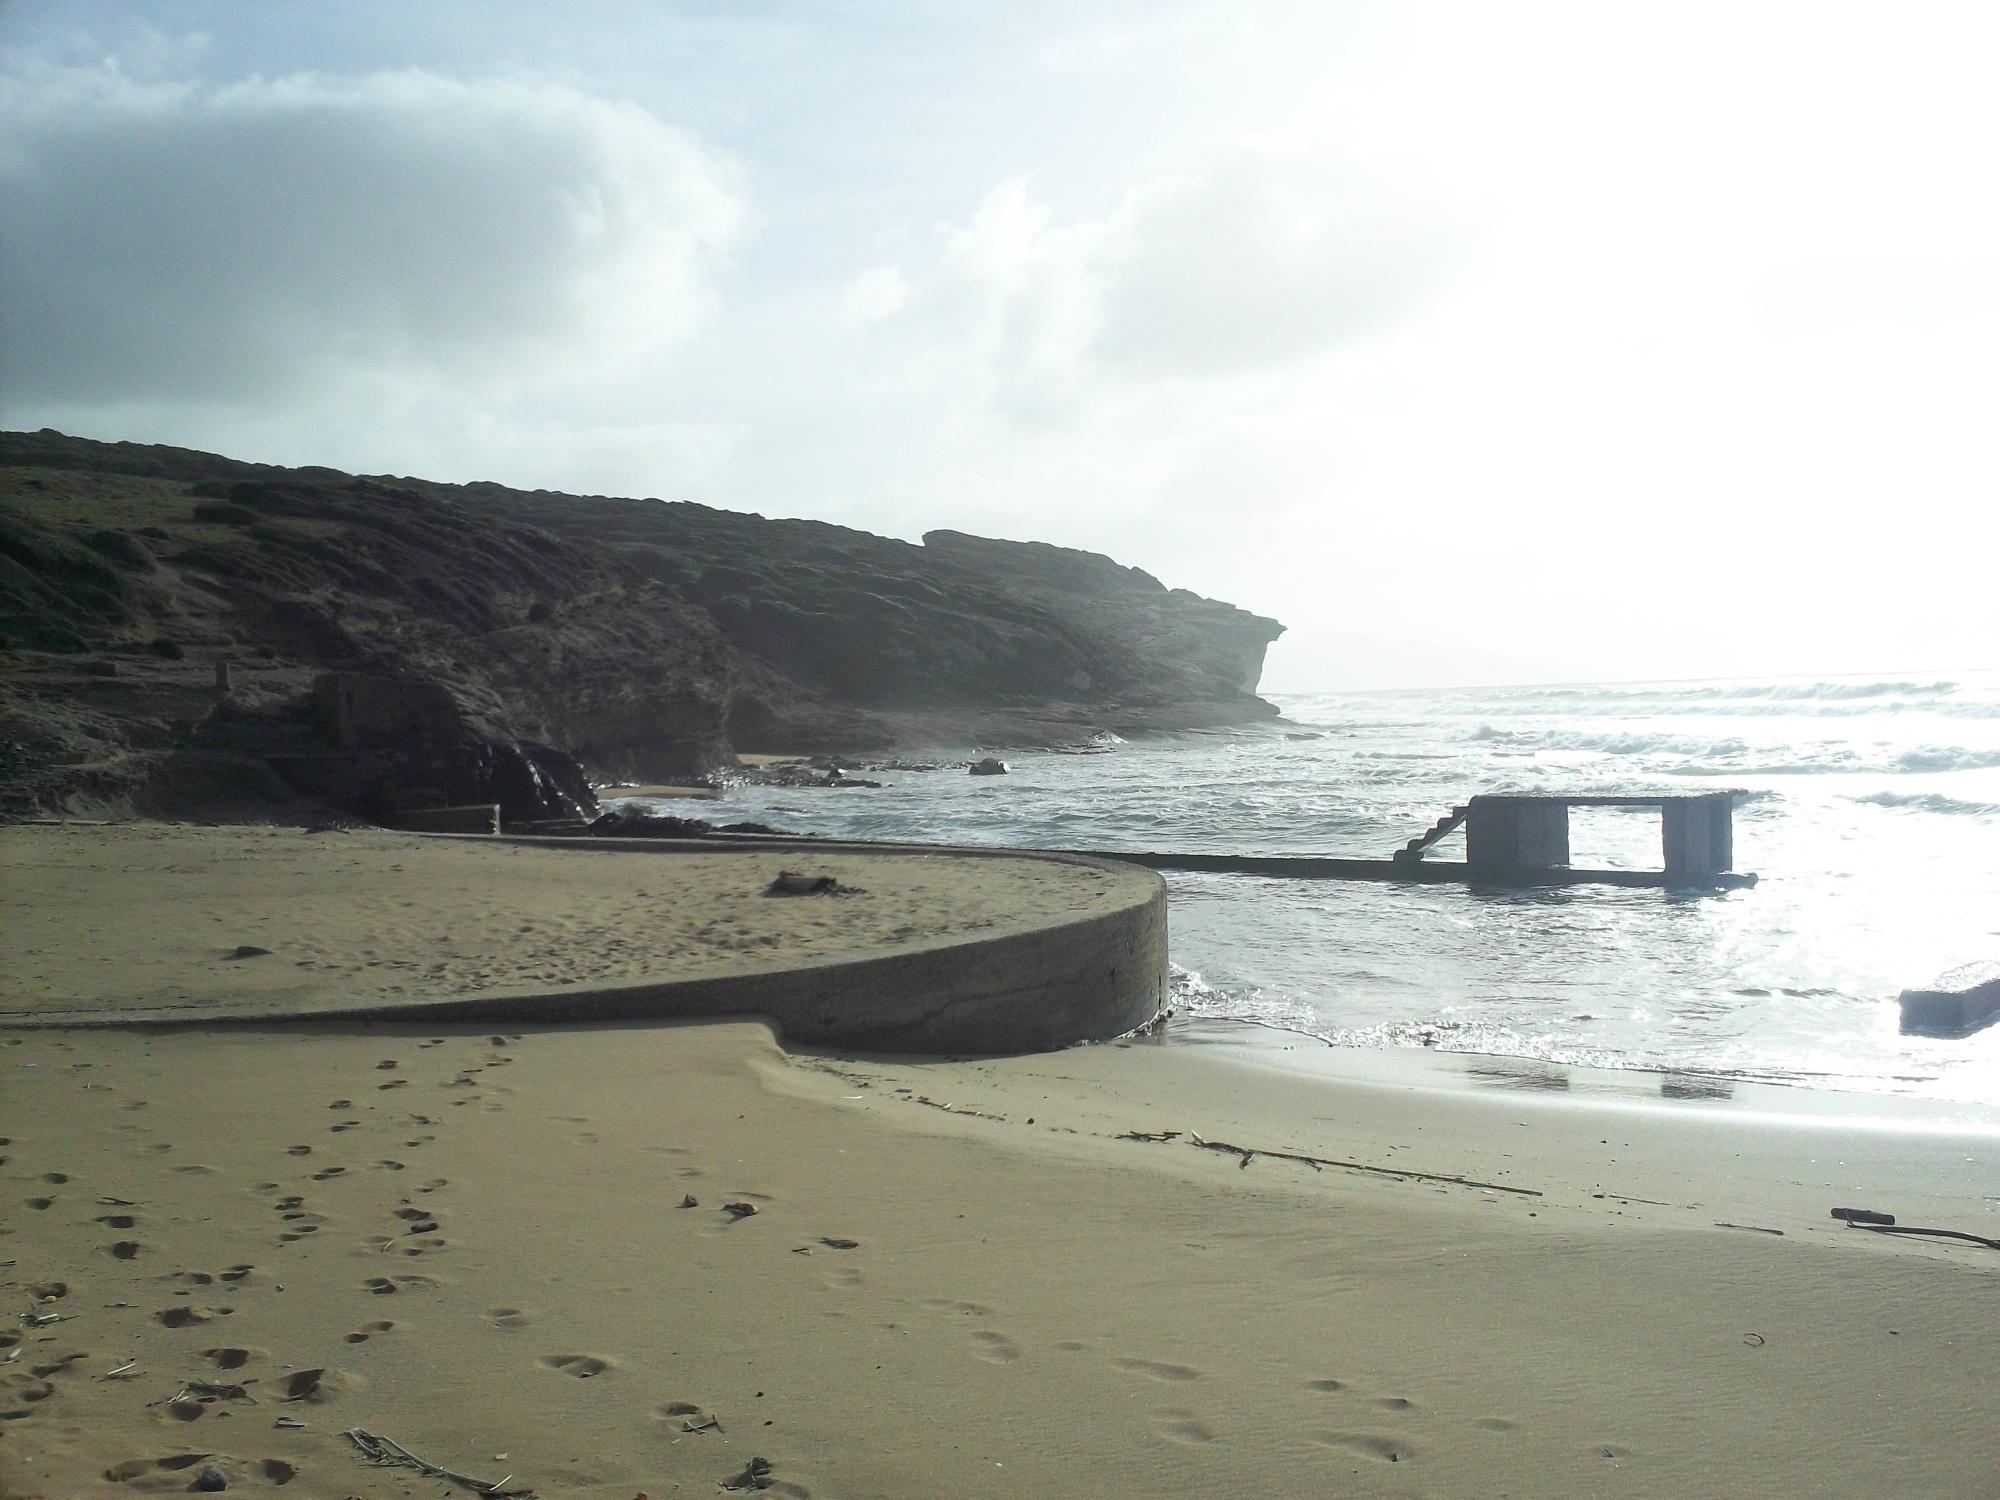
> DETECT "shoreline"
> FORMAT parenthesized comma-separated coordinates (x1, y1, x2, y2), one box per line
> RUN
(1178, 1021, 2000, 1122)
(7, 1018, 1997, 1498)
(6, 823, 1998, 1496)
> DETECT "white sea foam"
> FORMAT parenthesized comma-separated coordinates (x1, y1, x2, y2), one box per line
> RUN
(1846, 789, 2000, 817)
(713, 671, 2000, 1104)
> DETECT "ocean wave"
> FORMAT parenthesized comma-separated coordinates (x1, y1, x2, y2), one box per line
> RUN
(1895, 745, 2000, 772)
(1489, 676, 1966, 704)
(1846, 790, 2000, 817)
(1331, 675, 2000, 723)
(1464, 727, 1755, 758)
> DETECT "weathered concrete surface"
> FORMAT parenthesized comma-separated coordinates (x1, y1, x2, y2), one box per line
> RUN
(3, 833, 1168, 1055)
(336, 873, 1168, 1053)
(1899, 962, 2000, 1038)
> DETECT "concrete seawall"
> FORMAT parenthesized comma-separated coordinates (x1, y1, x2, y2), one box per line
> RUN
(372, 837, 1170, 1052)
(339, 865, 1168, 1053)
(0, 829, 1169, 1055)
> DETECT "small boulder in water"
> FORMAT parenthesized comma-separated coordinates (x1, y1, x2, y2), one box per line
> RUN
(1899, 961, 2000, 1038)
(968, 757, 1007, 776)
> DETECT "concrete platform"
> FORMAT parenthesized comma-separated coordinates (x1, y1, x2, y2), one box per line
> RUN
(0, 826, 1169, 1054)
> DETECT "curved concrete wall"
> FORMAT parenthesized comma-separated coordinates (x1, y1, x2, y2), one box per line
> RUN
(333, 842, 1169, 1054)
(0, 837, 1170, 1053)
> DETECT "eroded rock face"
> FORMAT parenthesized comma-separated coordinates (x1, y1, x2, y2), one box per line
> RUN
(0, 429, 1285, 820)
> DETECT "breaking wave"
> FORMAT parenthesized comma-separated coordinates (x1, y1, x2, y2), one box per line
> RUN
(1846, 790, 2000, 817)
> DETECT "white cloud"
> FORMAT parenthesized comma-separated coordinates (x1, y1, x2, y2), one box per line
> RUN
(838, 263, 908, 325)
(0, 58, 743, 411)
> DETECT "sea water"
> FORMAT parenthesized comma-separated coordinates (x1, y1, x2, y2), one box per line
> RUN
(663, 671, 2000, 1105)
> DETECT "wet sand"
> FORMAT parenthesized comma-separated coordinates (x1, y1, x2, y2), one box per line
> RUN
(4, 827, 1998, 1497)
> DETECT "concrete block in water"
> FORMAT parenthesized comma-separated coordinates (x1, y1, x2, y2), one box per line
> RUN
(1899, 962, 2000, 1037)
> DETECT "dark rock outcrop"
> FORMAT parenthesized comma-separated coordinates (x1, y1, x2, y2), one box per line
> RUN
(0, 429, 1284, 821)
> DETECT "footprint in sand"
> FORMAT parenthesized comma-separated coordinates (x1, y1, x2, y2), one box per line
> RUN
(1113, 1358, 1202, 1383)
(104, 1239, 143, 1259)
(278, 1367, 357, 1403)
(539, 1353, 614, 1378)
(969, 1330, 1020, 1364)
(101, 1454, 211, 1483)
(361, 1274, 438, 1295)
(484, 1308, 531, 1329)
(1304, 1377, 1347, 1393)
(1312, 1432, 1414, 1464)
(200, 1347, 263, 1370)
(922, 1298, 992, 1317)
(1473, 1417, 1518, 1432)
(5, 1376, 57, 1412)
(155, 1305, 231, 1328)
(311, 1166, 347, 1181)
(344, 1321, 395, 1344)
(285, 1145, 312, 1157)
(1151, 1408, 1219, 1445)
(1372, 1396, 1419, 1412)
(24, 1197, 54, 1211)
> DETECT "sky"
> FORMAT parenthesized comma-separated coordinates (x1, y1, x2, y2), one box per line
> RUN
(3, 1, 1995, 690)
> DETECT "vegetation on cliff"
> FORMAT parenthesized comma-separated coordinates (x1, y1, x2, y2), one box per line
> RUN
(0, 429, 1282, 821)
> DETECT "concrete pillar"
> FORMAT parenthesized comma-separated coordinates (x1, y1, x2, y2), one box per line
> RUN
(1662, 795, 1732, 879)
(1466, 798, 1571, 872)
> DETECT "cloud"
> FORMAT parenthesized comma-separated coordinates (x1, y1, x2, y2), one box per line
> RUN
(0, 57, 743, 412)
(839, 263, 908, 325)
(891, 135, 1456, 430)
(1092, 141, 1452, 374)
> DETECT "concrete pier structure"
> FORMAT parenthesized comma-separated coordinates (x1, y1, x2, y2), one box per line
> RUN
(1460, 792, 1742, 884)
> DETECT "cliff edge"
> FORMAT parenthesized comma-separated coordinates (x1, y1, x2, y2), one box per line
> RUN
(0, 429, 1282, 822)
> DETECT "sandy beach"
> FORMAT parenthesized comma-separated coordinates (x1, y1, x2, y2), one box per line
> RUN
(4, 826, 1998, 1498)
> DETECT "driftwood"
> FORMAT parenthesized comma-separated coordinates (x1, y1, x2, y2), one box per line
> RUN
(1187, 1134, 1542, 1197)
(342, 1426, 533, 1497)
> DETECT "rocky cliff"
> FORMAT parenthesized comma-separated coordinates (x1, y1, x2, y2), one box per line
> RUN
(0, 429, 1282, 822)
